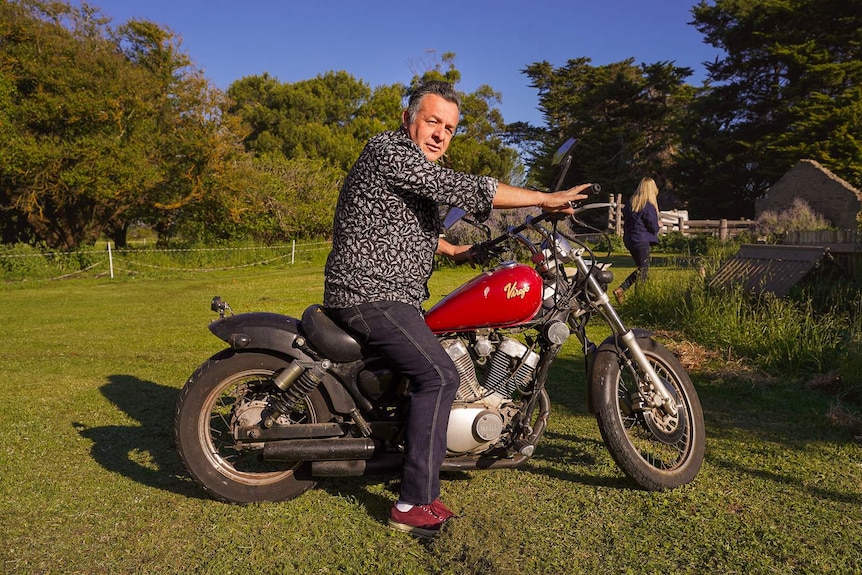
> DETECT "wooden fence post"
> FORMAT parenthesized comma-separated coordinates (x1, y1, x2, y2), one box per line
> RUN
(615, 194, 623, 236)
(719, 219, 728, 241)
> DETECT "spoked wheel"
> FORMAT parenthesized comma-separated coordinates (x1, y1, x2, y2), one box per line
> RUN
(591, 337, 705, 490)
(174, 350, 332, 503)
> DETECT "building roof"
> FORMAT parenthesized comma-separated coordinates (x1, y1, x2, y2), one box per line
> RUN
(708, 244, 830, 297)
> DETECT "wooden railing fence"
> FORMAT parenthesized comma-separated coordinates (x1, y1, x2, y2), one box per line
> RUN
(610, 194, 754, 241)
(784, 230, 862, 252)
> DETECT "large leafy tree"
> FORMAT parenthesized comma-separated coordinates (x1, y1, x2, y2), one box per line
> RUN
(522, 58, 695, 199)
(227, 71, 400, 173)
(0, 0, 160, 248)
(229, 52, 524, 188)
(0, 0, 248, 248)
(118, 19, 252, 244)
(675, 0, 862, 218)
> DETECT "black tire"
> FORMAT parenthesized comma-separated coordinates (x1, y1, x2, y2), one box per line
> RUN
(591, 337, 705, 490)
(174, 350, 332, 503)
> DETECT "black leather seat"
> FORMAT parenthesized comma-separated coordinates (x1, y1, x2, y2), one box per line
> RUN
(300, 305, 364, 363)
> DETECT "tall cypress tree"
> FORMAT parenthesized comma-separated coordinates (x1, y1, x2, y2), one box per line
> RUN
(674, 0, 862, 218)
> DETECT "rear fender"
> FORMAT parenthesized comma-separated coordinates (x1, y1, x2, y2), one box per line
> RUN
(209, 312, 311, 360)
(208, 313, 359, 415)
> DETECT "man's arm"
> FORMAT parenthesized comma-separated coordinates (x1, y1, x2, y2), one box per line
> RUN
(492, 182, 594, 213)
(437, 182, 595, 261)
(436, 237, 473, 262)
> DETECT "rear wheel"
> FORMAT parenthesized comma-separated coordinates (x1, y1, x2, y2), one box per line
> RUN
(174, 350, 332, 503)
(591, 338, 705, 490)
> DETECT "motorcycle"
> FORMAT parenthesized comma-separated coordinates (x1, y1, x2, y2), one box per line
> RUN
(174, 139, 706, 503)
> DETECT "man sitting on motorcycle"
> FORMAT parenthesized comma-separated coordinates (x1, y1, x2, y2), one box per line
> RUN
(324, 80, 592, 537)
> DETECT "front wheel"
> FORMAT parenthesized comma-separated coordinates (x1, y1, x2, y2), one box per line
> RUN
(174, 350, 332, 503)
(591, 337, 705, 490)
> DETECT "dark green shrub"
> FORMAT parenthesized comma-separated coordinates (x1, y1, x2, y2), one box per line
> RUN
(0, 243, 53, 278)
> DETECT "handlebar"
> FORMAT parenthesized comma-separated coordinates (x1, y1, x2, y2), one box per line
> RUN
(487, 183, 604, 245)
(569, 183, 603, 206)
(466, 183, 610, 266)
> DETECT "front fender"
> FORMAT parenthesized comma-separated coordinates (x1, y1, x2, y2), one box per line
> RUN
(593, 328, 654, 353)
(209, 312, 312, 361)
(585, 329, 653, 413)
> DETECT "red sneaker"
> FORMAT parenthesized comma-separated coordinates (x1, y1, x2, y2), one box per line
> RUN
(388, 503, 448, 538)
(430, 499, 456, 520)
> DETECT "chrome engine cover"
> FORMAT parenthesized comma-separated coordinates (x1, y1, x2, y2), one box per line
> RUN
(441, 335, 539, 454)
(446, 405, 504, 453)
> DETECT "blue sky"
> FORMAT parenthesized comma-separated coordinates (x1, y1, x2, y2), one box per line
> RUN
(80, 0, 722, 126)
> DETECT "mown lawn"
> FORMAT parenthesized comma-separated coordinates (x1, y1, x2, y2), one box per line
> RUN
(1, 264, 860, 574)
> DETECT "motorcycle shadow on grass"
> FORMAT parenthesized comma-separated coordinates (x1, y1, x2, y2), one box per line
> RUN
(74, 369, 631, 511)
(74, 374, 207, 500)
(315, 428, 631, 527)
(316, 357, 638, 517)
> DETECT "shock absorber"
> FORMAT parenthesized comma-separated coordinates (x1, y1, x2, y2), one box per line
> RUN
(264, 359, 331, 428)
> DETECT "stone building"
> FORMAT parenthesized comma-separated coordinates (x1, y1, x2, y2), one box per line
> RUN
(755, 159, 862, 230)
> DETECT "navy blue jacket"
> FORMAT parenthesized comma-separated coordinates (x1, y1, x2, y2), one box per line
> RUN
(622, 202, 660, 247)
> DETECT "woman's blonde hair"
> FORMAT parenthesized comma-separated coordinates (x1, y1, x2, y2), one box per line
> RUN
(631, 177, 660, 213)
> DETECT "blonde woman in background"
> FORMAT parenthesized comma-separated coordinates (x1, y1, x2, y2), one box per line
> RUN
(613, 177, 660, 304)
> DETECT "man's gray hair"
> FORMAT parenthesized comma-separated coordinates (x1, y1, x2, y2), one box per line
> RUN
(405, 81, 461, 124)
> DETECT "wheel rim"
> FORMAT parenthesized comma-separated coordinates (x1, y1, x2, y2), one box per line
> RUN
(197, 368, 318, 485)
(615, 357, 694, 471)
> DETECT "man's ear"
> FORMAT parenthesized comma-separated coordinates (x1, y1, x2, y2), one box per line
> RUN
(401, 109, 409, 128)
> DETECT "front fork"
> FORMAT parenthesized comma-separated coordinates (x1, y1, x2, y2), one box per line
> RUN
(573, 254, 679, 417)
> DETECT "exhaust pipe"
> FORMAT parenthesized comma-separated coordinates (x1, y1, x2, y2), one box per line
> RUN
(263, 438, 378, 462)
(309, 452, 531, 477)
(312, 453, 404, 476)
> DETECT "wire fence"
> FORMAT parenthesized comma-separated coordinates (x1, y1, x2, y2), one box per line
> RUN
(0, 240, 332, 283)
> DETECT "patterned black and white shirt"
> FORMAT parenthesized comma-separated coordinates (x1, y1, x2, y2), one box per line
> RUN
(324, 129, 497, 310)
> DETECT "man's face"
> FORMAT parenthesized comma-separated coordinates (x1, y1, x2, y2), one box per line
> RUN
(402, 94, 459, 162)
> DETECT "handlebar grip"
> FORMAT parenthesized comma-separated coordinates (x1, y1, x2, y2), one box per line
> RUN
(569, 183, 602, 208)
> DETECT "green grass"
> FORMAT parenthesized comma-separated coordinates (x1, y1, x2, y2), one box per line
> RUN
(1, 263, 861, 574)
(620, 258, 862, 382)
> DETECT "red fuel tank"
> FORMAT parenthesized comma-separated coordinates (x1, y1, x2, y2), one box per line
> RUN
(425, 263, 543, 333)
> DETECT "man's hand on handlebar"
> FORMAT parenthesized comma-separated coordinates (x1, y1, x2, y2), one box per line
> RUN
(438, 237, 503, 268)
(539, 183, 600, 214)
(466, 240, 506, 267)
(437, 237, 473, 262)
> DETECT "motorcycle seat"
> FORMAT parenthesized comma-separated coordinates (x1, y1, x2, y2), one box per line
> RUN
(300, 304, 364, 363)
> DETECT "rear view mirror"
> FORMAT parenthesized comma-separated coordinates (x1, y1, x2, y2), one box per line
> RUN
(549, 138, 577, 192)
(443, 207, 467, 230)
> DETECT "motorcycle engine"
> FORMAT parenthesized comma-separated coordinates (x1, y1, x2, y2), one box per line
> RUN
(441, 337, 540, 454)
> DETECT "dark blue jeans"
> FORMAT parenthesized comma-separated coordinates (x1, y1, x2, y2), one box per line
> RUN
(327, 301, 459, 506)
(620, 242, 651, 291)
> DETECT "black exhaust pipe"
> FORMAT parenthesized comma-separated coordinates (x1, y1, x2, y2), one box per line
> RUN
(309, 452, 531, 477)
(312, 453, 404, 476)
(263, 438, 378, 462)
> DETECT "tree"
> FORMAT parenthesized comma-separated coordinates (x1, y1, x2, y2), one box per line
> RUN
(0, 0, 249, 248)
(522, 58, 694, 198)
(675, 0, 862, 218)
(118, 19, 253, 245)
(227, 71, 399, 172)
(228, 51, 525, 189)
(0, 0, 160, 248)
